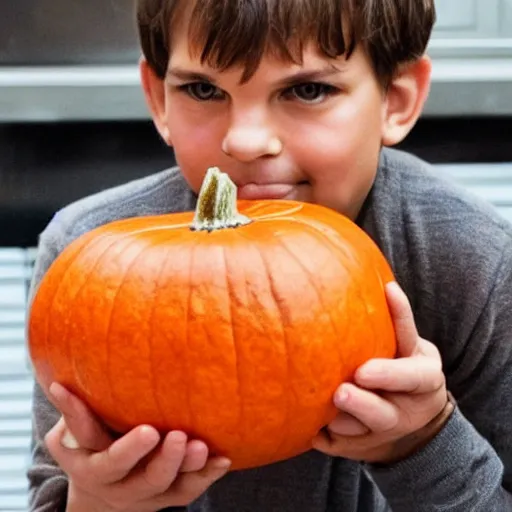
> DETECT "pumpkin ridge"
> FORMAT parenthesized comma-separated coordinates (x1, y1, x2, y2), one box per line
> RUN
(220, 243, 244, 450)
(267, 215, 379, 280)
(349, 266, 383, 362)
(232, 227, 293, 455)
(290, 216, 395, 360)
(103, 239, 155, 422)
(38, 231, 116, 390)
(243, 203, 304, 221)
(227, 227, 291, 463)
(253, 238, 292, 462)
(289, 220, 369, 367)
(268, 215, 394, 381)
(183, 239, 202, 431)
(53, 233, 139, 407)
(300, 220, 392, 361)
(259, 214, 367, 277)
(145, 243, 176, 429)
(273, 230, 344, 375)
(115, 222, 193, 236)
(77, 236, 152, 419)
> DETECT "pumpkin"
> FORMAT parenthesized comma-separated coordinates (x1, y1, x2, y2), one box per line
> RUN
(28, 167, 396, 470)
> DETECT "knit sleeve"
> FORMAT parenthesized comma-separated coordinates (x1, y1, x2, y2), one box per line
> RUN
(366, 240, 512, 511)
(27, 216, 69, 511)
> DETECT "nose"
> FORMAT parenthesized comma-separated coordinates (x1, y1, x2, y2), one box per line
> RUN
(222, 124, 282, 162)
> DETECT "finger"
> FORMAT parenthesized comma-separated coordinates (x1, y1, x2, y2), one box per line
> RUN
(355, 355, 444, 394)
(180, 440, 209, 473)
(326, 412, 370, 437)
(312, 428, 366, 460)
(334, 383, 399, 433)
(157, 456, 231, 507)
(118, 430, 190, 497)
(49, 382, 112, 452)
(90, 425, 161, 484)
(61, 424, 80, 450)
(44, 417, 98, 479)
(45, 416, 80, 466)
(311, 427, 339, 455)
(385, 282, 418, 357)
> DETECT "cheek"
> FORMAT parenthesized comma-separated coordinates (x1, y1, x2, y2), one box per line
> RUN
(166, 110, 223, 191)
(287, 94, 384, 214)
(293, 109, 381, 172)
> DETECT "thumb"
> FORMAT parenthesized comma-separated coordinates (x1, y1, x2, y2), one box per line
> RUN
(61, 420, 80, 449)
(385, 281, 419, 358)
(48, 382, 113, 452)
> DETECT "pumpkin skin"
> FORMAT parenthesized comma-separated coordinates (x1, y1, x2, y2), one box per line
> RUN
(28, 192, 396, 470)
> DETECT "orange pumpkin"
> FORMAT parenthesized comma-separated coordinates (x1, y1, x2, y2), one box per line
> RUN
(28, 167, 396, 470)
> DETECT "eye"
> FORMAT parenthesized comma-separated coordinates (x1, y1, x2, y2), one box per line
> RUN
(181, 82, 225, 101)
(285, 83, 338, 104)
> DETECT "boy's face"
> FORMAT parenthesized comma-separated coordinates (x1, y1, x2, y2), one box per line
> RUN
(144, 30, 425, 220)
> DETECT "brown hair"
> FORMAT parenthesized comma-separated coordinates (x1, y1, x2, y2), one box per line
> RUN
(136, 0, 436, 87)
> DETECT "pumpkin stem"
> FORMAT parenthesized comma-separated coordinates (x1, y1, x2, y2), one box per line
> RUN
(191, 167, 252, 231)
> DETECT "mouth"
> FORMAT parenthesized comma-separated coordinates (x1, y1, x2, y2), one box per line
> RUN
(237, 182, 308, 200)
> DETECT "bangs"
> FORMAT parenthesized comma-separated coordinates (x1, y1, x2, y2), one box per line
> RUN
(137, 0, 436, 87)
(184, 0, 359, 82)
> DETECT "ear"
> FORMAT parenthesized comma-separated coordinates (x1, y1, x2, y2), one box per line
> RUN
(139, 57, 173, 146)
(381, 56, 432, 147)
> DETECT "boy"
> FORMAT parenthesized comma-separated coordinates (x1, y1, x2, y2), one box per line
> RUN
(27, 0, 512, 510)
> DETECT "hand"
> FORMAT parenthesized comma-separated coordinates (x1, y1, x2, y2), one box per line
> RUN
(44, 383, 231, 512)
(313, 281, 453, 465)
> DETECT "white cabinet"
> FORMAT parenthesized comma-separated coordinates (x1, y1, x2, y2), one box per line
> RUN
(502, 0, 512, 35)
(423, 0, 512, 116)
(430, 0, 512, 49)
(433, 0, 499, 38)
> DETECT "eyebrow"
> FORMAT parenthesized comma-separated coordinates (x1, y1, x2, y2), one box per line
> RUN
(166, 68, 218, 84)
(166, 65, 344, 87)
(276, 67, 344, 87)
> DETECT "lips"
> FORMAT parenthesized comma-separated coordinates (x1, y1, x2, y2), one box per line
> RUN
(237, 183, 304, 200)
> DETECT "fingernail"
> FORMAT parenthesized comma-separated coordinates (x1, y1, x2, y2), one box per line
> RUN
(213, 457, 231, 470)
(168, 430, 187, 443)
(61, 428, 80, 450)
(359, 365, 386, 380)
(335, 386, 349, 406)
(385, 281, 400, 292)
(49, 382, 67, 402)
(139, 425, 160, 445)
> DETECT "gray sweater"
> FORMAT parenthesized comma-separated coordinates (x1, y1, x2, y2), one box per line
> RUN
(27, 148, 512, 511)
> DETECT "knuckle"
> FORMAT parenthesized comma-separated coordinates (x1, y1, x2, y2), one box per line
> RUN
(44, 423, 68, 461)
(426, 360, 445, 390)
(401, 408, 418, 433)
(411, 357, 444, 393)
(103, 443, 122, 472)
(141, 472, 168, 495)
(409, 377, 422, 394)
(422, 339, 442, 360)
(434, 370, 446, 390)
(380, 410, 400, 434)
(44, 429, 59, 456)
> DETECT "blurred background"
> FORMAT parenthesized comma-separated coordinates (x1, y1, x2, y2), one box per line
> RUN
(0, 1, 512, 509)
